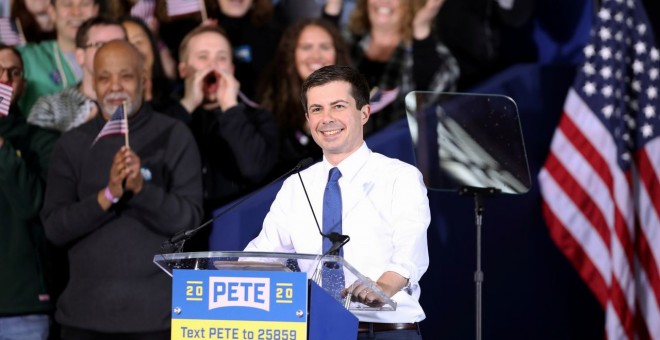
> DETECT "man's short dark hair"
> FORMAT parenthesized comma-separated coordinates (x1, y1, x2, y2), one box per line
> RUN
(75, 16, 125, 49)
(300, 65, 370, 113)
(0, 43, 24, 70)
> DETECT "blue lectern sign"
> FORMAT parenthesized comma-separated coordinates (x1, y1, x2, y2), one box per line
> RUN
(171, 269, 308, 340)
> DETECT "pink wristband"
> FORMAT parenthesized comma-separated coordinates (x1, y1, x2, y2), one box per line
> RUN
(104, 187, 119, 204)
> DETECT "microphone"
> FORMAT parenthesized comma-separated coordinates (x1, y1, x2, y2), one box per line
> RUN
(296, 169, 350, 256)
(162, 157, 315, 251)
(324, 232, 350, 256)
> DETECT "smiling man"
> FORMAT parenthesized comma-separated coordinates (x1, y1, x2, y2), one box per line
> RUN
(18, 0, 100, 116)
(245, 65, 430, 339)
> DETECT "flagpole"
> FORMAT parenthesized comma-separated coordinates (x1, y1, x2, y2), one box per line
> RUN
(198, 0, 208, 22)
(123, 101, 130, 148)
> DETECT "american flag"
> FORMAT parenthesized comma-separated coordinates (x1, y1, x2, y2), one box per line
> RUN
(130, 0, 156, 26)
(0, 17, 25, 46)
(538, 0, 660, 338)
(93, 105, 128, 144)
(369, 87, 400, 114)
(166, 0, 201, 17)
(0, 82, 12, 116)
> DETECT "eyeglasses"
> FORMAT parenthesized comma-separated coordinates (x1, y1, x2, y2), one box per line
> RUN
(81, 41, 106, 49)
(0, 66, 23, 81)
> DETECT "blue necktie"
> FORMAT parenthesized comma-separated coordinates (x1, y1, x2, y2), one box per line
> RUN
(322, 167, 345, 301)
(323, 167, 342, 253)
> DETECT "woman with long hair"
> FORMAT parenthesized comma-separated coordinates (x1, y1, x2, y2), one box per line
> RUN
(118, 16, 174, 112)
(107, 1, 177, 79)
(258, 18, 351, 175)
(10, 0, 55, 43)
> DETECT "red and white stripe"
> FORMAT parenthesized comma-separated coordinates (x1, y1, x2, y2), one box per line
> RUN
(93, 105, 128, 144)
(540, 89, 660, 339)
(0, 17, 25, 46)
(130, 0, 156, 25)
(0, 82, 12, 116)
(166, 0, 201, 17)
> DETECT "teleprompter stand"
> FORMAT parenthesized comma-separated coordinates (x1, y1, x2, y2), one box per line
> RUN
(405, 92, 531, 340)
(459, 186, 501, 340)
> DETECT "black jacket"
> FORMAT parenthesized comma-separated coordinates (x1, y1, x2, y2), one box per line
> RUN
(164, 101, 279, 213)
(0, 107, 56, 316)
(42, 104, 203, 332)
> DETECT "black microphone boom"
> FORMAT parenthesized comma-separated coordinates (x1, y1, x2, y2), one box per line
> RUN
(163, 157, 315, 250)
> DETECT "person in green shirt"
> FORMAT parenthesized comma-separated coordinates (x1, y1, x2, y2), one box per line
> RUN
(17, 0, 99, 116)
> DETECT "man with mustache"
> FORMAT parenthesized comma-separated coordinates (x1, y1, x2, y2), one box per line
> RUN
(164, 25, 279, 250)
(17, 0, 100, 117)
(41, 40, 203, 339)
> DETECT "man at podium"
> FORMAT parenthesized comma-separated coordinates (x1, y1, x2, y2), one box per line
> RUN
(245, 65, 430, 339)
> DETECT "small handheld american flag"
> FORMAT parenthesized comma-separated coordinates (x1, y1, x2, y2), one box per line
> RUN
(0, 82, 12, 117)
(0, 17, 26, 46)
(93, 103, 129, 145)
(166, 0, 204, 18)
(130, 0, 156, 26)
(369, 87, 400, 114)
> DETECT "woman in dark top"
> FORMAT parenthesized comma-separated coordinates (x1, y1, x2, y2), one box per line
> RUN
(345, 0, 460, 133)
(119, 16, 174, 113)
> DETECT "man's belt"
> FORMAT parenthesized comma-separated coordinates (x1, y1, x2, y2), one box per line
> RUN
(357, 322, 418, 333)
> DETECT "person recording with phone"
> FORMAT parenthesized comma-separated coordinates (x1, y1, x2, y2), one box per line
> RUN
(163, 25, 279, 251)
(244, 65, 430, 339)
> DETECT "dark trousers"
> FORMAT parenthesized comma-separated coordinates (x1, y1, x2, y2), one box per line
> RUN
(357, 324, 423, 339)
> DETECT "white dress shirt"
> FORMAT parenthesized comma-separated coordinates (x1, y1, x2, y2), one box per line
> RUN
(245, 142, 431, 323)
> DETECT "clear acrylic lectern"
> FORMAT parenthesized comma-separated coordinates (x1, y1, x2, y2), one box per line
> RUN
(154, 251, 397, 311)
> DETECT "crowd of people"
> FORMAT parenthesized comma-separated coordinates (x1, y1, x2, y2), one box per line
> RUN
(0, 0, 537, 339)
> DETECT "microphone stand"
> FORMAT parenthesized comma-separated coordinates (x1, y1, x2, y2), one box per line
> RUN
(297, 170, 351, 305)
(296, 171, 350, 255)
(162, 157, 315, 253)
